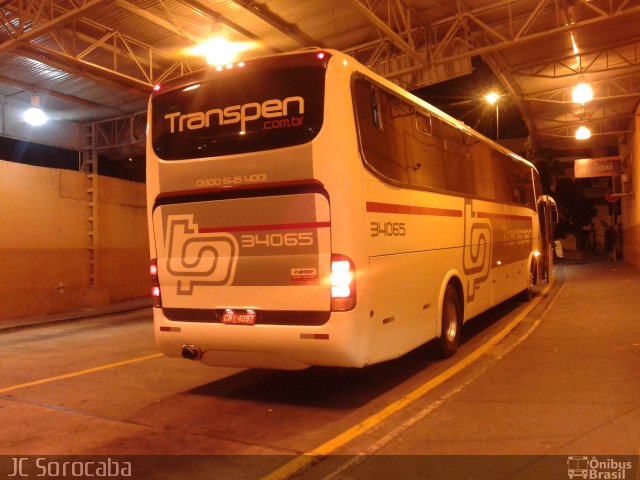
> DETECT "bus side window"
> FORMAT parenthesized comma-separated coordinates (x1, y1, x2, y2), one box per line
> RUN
(353, 78, 408, 184)
(520, 168, 536, 208)
(470, 138, 495, 199)
(442, 123, 475, 195)
(506, 158, 535, 207)
(385, 92, 411, 183)
(407, 114, 446, 190)
(492, 152, 512, 203)
(492, 152, 535, 207)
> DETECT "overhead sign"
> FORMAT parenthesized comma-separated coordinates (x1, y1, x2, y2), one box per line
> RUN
(574, 156, 623, 178)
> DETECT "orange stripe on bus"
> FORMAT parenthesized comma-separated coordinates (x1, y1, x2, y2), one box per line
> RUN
(476, 212, 532, 222)
(199, 221, 331, 233)
(366, 201, 462, 217)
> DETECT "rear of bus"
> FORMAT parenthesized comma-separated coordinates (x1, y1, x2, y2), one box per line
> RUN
(147, 50, 368, 370)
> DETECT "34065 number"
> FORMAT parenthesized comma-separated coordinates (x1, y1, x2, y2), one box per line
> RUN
(241, 232, 314, 248)
(370, 222, 406, 237)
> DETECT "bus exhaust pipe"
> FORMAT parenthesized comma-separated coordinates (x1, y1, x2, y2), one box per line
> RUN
(181, 345, 202, 361)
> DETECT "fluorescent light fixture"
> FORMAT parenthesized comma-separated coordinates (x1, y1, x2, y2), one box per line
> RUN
(485, 92, 499, 105)
(572, 83, 593, 104)
(575, 125, 591, 140)
(23, 95, 48, 126)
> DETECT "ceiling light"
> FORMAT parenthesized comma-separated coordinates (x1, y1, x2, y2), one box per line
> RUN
(183, 37, 256, 66)
(575, 125, 591, 140)
(572, 83, 593, 104)
(23, 95, 48, 126)
(485, 92, 499, 105)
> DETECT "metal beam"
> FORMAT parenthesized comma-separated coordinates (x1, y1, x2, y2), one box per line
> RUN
(0, 0, 115, 55)
(425, 1, 640, 65)
(420, 0, 640, 155)
(229, 0, 322, 47)
(535, 114, 635, 131)
(15, 43, 153, 94)
(525, 92, 640, 105)
(176, 0, 279, 50)
(344, 0, 640, 86)
(507, 37, 640, 79)
(523, 72, 640, 104)
(114, 0, 202, 46)
(537, 129, 631, 139)
(0, 1, 201, 91)
(87, 111, 147, 152)
(0, 73, 109, 108)
(347, 0, 426, 66)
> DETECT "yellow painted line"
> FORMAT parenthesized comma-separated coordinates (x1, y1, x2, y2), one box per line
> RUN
(0, 353, 163, 395)
(263, 280, 555, 480)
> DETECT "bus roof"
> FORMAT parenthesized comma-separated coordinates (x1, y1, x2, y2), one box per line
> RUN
(151, 47, 537, 174)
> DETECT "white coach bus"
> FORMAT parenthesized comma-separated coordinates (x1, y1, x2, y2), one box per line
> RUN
(147, 48, 554, 370)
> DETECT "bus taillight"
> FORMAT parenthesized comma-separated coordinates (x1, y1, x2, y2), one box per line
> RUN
(330, 254, 356, 311)
(150, 259, 162, 308)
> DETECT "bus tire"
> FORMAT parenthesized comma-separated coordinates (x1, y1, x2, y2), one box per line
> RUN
(438, 284, 462, 357)
(518, 260, 536, 302)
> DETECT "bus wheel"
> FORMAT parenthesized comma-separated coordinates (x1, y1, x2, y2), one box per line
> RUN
(518, 260, 536, 302)
(439, 284, 462, 357)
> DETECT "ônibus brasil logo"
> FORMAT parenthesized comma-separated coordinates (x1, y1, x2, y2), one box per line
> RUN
(163, 96, 304, 134)
(567, 456, 634, 479)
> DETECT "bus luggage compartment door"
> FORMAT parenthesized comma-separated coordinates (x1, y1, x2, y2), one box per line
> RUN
(152, 192, 331, 312)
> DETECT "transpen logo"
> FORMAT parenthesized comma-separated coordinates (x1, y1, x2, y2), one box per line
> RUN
(163, 96, 304, 134)
(164, 214, 238, 295)
(463, 200, 492, 302)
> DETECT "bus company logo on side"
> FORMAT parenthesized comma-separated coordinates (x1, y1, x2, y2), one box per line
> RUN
(164, 214, 239, 295)
(463, 201, 492, 302)
(506, 227, 533, 246)
(163, 96, 304, 134)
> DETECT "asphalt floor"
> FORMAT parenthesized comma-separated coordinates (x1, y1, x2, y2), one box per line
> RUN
(0, 295, 152, 332)
(377, 258, 640, 456)
(1, 258, 638, 462)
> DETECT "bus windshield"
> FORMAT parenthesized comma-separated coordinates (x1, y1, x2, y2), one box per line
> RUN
(151, 63, 326, 160)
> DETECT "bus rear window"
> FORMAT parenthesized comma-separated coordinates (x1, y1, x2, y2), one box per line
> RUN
(151, 66, 325, 160)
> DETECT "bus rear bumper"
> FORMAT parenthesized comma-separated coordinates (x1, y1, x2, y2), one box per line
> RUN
(153, 309, 367, 370)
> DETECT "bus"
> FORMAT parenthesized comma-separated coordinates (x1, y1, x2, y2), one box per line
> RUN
(146, 48, 555, 370)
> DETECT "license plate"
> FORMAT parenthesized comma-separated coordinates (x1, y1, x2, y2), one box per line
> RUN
(221, 309, 256, 325)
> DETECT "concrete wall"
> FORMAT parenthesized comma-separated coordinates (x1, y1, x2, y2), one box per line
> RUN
(95, 174, 149, 304)
(0, 160, 148, 320)
(621, 104, 640, 267)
